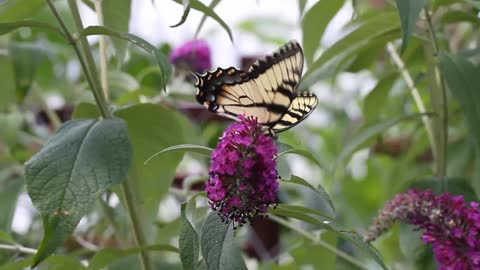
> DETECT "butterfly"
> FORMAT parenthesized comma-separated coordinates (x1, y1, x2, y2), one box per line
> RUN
(194, 41, 317, 133)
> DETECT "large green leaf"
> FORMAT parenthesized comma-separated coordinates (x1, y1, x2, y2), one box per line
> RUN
(302, 0, 345, 66)
(300, 12, 400, 89)
(102, 0, 131, 63)
(395, 0, 426, 53)
(439, 54, 480, 151)
(200, 212, 247, 270)
(0, 0, 44, 22)
(179, 203, 200, 270)
(77, 26, 171, 91)
(270, 204, 387, 270)
(25, 118, 132, 266)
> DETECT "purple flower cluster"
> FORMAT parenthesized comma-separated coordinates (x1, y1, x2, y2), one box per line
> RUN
(168, 40, 211, 73)
(365, 189, 480, 269)
(206, 116, 278, 226)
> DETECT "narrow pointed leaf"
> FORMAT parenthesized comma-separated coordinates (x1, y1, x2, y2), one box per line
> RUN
(302, 0, 345, 65)
(77, 26, 171, 91)
(395, 0, 426, 53)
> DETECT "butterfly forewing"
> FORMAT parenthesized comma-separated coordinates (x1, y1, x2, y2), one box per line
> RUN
(195, 41, 318, 133)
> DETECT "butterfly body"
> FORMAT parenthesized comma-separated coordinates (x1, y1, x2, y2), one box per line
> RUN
(195, 41, 317, 133)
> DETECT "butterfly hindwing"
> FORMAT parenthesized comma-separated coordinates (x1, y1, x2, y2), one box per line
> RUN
(195, 41, 317, 133)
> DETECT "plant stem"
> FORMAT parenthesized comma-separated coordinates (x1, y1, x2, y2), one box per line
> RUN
(94, 0, 110, 102)
(67, 0, 110, 118)
(49, 1, 152, 269)
(424, 6, 448, 180)
(386, 42, 437, 165)
(121, 178, 153, 270)
(269, 215, 369, 270)
(0, 244, 37, 254)
(46, 0, 109, 118)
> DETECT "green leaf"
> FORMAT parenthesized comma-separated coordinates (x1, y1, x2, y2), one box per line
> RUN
(0, 20, 64, 38)
(172, 0, 233, 42)
(440, 9, 479, 24)
(334, 114, 426, 173)
(145, 144, 213, 165)
(0, 167, 23, 232)
(281, 175, 335, 218)
(200, 212, 247, 270)
(87, 244, 178, 270)
(0, 258, 33, 270)
(102, 0, 131, 63)
(25, 119, 132, 266)
(171, 0, 191, 27)
(77, 26, 171, 91)
(277, 145, 324, 169)
(301, 12, 400, 89)
(439, 53, 480, 151)
(0, 0, 44, 22)
(298, 0, 308, 15)
(179, 202, 200, 270)
(0, 55, 16, 111)
(363, 73, 397, 124)
(302, 0, 345, 66)
(395, 0, 426, 53)
(193, 0, 221, 38)
(270, 204, 387, 270)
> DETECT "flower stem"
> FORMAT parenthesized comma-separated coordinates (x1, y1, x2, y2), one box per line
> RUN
(94, 0, 110, 102)
(424, 6, 448, 182)
(46, 0, 109, 118)
(67, 0, 110, 118)
(269, 215, 369, 270)
(121, 177, 153, 270)
(386, 42, 437, 171)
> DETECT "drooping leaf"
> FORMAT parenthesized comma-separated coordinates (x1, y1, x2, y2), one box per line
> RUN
(394, 0, 426, 53)
(102, 0, 131, 63)
(0, 20, 64, 38)
(277, 145, 324, 169)
(87, 245, 178, 270)
(171, 0, 191, 27)
(0, 167, 23, 232)
(25, 119, 132, 266)
(302, 0, 345, 66)
(439, 53, 480, 151)
(281, 175, 335, 218)
(301, 12, 400, 89)
(179, 203, 200, 270)
(77, 26, 171, 91)
(144, 144, 213, 165)
(0, 0, 44, 22)
(270, 204, 387, 270)
(172, 0, 233, 42)
(200, 212, 247, 270)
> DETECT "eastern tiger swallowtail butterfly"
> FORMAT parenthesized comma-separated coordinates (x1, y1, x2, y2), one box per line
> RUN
(194, 41, 317, 133)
